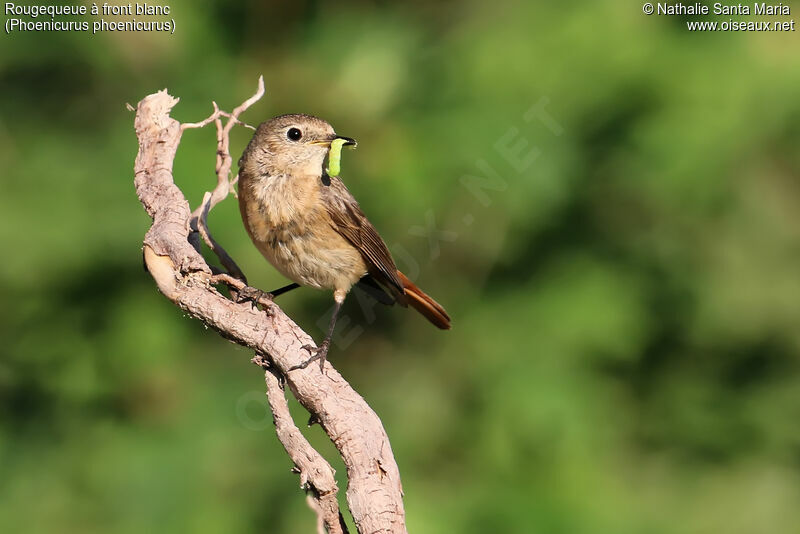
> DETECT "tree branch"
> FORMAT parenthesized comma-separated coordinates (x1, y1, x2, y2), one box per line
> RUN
(185, 75, 265, 283)
(258, 356, 348, 534)
(133, 84, 406, 534)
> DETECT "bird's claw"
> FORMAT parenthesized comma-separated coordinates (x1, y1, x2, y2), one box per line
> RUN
(235, 286, 272, 309)
(289, 340, 330, 372)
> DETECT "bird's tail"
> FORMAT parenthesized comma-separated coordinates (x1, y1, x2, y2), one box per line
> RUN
(396, 271, 451, 330)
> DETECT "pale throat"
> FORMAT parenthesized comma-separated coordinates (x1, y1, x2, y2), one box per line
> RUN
(252, 171, 322, 228)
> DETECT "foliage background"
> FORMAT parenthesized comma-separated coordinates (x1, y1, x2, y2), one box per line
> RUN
(2, 1, 800, 532)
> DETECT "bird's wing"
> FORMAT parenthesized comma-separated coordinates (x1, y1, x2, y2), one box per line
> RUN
(322, 175, 405, 298)
(354, 275, 396, 305)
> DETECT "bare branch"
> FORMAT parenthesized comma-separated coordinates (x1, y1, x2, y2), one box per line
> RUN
(258, 357, 349, 534)
(229, 75, 266, 125)
(133, 84, 407, 534)
(180, 101, 222, 130)
(187, 76, 265, 282)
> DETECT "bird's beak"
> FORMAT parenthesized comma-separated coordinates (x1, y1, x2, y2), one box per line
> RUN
(336, 136, 357, 148)
(310, 136, 357, 148)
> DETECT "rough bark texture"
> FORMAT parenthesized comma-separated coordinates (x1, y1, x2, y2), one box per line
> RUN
(133, 88, 406, 534)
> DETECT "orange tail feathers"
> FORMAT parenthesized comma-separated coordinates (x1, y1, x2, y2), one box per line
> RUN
(396, 271, 451, 330)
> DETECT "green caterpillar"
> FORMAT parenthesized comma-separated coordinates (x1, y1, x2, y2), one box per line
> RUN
(327, 137, 347, 177)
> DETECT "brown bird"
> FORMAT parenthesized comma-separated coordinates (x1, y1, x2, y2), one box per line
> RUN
(237, 114, 450, 370)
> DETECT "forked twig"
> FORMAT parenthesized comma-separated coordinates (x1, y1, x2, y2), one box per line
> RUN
(187, 76, 266, 283)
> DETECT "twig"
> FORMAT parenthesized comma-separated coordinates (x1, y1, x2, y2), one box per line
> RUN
(187, 76, 265, 283)
(133, 84, 407, 534)
(180, 101, 222, 130)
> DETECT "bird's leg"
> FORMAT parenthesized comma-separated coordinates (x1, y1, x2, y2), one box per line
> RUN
(290, 292, 345, 372)
(268, 282, 301, 298)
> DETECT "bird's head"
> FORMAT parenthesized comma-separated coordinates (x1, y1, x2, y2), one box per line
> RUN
(240, 113, 356, 178)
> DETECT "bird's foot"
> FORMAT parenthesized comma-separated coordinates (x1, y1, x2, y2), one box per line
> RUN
(234, 285, 273, 309)
(209, 274, 274, 310)
(289, 340, 330, 372)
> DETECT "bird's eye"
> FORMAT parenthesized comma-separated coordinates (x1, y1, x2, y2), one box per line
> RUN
(287, 128, 302, 141)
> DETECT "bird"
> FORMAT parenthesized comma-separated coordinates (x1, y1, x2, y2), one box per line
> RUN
(237, 113, 450, 370)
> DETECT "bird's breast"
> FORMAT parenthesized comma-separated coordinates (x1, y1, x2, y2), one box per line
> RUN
(239, 173, 366, 291)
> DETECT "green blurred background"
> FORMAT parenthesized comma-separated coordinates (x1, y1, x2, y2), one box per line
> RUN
(2, 1, 800, 532)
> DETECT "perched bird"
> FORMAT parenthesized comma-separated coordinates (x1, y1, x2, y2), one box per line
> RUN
(237, 114, 450, 369)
